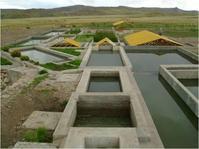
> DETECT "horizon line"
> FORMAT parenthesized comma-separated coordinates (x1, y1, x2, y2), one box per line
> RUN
(1, 4, 198, 11)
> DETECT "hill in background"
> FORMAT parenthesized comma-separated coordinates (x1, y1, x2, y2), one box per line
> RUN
(1, 5, 198, 19)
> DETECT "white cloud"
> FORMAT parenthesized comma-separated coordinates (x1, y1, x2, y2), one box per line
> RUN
(0, 0, 198, 10)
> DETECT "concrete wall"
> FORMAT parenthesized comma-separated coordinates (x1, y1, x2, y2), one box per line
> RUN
(159, 65, 198, 117)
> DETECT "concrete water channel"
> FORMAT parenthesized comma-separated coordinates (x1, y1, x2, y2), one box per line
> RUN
(13, 37, 198, 148)
(126, 47, 198, 148)
(53, 45, 198, 148)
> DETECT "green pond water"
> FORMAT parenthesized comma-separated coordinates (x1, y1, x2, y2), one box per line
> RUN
(179, 79, 198, 98)
(127, 50, 198, 148)
(74, 107, 132, 127)
(88, 76, 122, 92)
(87, 51, 123, 66)
(21, 49, 65, 64)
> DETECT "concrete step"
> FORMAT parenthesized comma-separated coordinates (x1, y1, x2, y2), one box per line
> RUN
(22, 111, 62, 130)
(13, 142, 57, 148)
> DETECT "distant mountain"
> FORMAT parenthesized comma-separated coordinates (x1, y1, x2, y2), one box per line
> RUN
(1, 5, 197, 19)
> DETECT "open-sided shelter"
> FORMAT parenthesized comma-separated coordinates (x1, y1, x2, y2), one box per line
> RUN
(124, 30, 182, 46)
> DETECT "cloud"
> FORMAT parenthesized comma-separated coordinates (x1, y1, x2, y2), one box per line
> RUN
(0, 0, 198, 10)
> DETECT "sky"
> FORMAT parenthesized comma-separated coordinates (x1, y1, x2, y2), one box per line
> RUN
(0, 0, 198, 10)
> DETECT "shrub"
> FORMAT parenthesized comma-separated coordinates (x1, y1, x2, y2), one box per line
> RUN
(94, 31, 117, 42)
(36, 127, 47, 142)
(23, 130, 37, 142)
(20, 55, 29, 61)
(1, 57, 12, 65)
(23, 127, 49, 142)
(38, 69, 48, 75)
(10, 50, 21, 57)
(1, 44, 18, 52)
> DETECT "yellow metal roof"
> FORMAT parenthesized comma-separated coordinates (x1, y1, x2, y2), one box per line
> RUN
(113, 20, 125, 26)
(96, 37, 116, 46)
(124, 30, 182, 46)
(64, 38, 80, 48)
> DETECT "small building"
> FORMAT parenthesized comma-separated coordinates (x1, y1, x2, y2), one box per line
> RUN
(53, 38, 80, 48)
(96, 37, 116, 50)
(124, 30, 182, 46)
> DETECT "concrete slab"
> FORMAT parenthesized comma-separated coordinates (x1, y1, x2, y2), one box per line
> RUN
(22, 111, 62, 130)
(13, 142, 57, 148)
(160, 65, 199, 117)
(56, 73, 79, 82)
(61, 128, 139, 148)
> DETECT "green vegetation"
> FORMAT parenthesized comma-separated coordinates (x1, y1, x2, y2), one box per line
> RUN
(10, 50, 21, 57)
(52, 48, 81, 56)
(85, 22, 113, 29)
(94, 31, 117, 42)
(0, 44, 21, 52)
(41, 59, 81, 71)
(0, 57, 12, 65)
(23, 127, 51, 142)
(69, 28, 81, 34)
(68, 59, 81, 66)
(131, 22, 198, 37)
(20, 55, 29, 61)
(75, 34, 94, 42)
(41, 62, 78, 71)
(30, 73, 48, 87)
(38, 69, 48, 75)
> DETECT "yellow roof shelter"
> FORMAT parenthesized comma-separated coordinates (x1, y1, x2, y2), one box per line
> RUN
(113, 20, 125, 26)
(124, 30, 182, 46)
(64, 38, 80, 48)
(96, 37, 116, 46)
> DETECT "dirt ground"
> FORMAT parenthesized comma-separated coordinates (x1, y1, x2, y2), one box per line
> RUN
(1, 71, 80, 148)
(173, 37, 198, 54)
(1, 25, 55, 46)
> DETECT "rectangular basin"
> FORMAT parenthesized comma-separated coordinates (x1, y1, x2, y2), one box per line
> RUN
(88, 76, 122, 92)
(21, 48, 65, 64)
(87, 51, 123, 66)
(74, 97, 133, 127)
